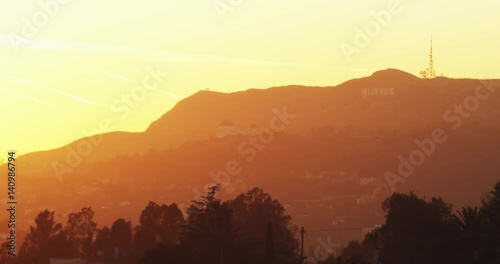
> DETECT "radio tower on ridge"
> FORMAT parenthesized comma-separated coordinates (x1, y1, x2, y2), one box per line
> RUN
(420, 37, 436, 79)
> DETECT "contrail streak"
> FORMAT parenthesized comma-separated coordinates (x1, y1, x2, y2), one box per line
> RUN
(8, 75, 95, 105)
(0, 87, 55, 107)
(0, 37, 305, 68)
(102, 71, 135, 83)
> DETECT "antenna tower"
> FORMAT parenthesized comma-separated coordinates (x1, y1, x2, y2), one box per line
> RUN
(420, 37, 436, 79)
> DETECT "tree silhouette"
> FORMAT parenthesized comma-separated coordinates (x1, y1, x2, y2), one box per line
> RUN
(182, 185, 238, 264)
(454, 206, 486, 235)
(131, 202, 185, 262)
(341, 240, 375, 263)
(137, 202, 184, 244)
(17, 210, 71, 264)
(453, 206, 487, 263)
(15, 187, 304, 264)
(94, 226, 113, 261)
(229, 188, 298, 261)
(131, 227, 157, 263)
(480, 182, 500, 262)
(265, 221, 275, 264)
(65, 207, 97, 258)
(374, 193, 460, 264)
(110, 218, 133, 254)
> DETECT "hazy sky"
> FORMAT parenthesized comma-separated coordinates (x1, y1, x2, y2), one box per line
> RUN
(1, 0, 499, 155)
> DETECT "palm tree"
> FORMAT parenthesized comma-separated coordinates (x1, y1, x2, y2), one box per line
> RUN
(481, 182, 500, 262)
(454, 206, 486, 263)
(455, 206, 485, 233)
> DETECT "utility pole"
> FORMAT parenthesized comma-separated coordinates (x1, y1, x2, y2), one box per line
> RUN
(300, 226, 305, 263)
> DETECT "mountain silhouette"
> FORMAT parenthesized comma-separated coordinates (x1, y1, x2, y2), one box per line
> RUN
(5, 68, 500, 246)
(18, 69, 499, 168)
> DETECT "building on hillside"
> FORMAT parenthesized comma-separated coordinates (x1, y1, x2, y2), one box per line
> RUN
(216, 119, 258, 138)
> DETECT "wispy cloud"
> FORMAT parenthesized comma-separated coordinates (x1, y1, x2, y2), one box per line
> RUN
(0, 86, 55, 107)
(8, 75, 95, 105)
(102, 71, 135, 83)
(101, 71, 182, 100)
(0, 37, 305, 68)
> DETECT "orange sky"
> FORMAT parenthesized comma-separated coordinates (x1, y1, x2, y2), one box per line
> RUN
(0, 0, 499, 156)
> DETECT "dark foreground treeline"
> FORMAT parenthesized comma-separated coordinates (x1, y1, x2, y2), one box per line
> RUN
(336, 181, 500, 264)
(1, 186, 299, 264)
(1, 182, 499, 264)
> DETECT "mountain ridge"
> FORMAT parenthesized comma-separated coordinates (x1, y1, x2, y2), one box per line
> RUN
(18, 69, 500, 169)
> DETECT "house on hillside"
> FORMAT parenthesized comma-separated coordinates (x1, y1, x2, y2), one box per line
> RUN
(216, 119, 258, 138)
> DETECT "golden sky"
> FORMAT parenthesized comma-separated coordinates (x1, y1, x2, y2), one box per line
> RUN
(1, 0, 499, 155)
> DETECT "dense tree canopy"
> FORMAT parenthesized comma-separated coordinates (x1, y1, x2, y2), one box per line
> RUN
(344, 182, 500, 264)
(11, 182, 500, 264)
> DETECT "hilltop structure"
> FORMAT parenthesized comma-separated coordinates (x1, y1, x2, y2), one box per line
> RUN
(420, 37, 436, 79)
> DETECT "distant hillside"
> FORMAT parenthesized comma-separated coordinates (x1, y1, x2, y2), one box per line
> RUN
(3, 69, 500, 244)
(17, 69, 500, 169)
(9, 123, 500, 244)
